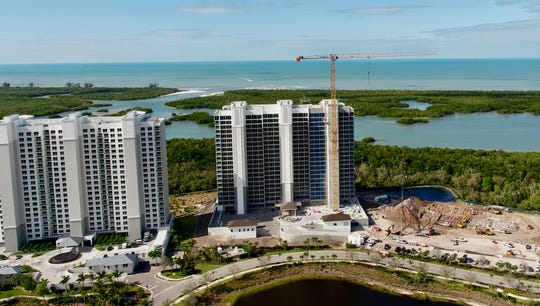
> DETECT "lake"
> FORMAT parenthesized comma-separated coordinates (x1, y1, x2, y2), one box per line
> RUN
(88, 93, 539, 152)
(233, 278, 461, 306)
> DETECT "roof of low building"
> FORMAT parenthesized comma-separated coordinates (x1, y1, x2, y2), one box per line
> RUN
(227, 219, 257, 227)
(0, 266, 22, 276)
(56, 237, 84, 248)
(322, 213, 351, 222)
(279, 202, 298, 210)
(87, 253, 138, 267)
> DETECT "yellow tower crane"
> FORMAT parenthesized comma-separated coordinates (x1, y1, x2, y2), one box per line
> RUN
(296, 52, 435, 211)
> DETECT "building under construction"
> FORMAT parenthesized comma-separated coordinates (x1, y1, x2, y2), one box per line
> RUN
(214, 99, 355, 215)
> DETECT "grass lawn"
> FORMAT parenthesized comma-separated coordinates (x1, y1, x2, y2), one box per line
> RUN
(0, 289, 37, 299)
(196, 262, 225, 274)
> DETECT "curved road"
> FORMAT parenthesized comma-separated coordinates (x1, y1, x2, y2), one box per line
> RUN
(126, 250, 540, 306)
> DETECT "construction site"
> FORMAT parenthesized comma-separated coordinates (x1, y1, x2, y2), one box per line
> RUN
(365, 195, 540, 271)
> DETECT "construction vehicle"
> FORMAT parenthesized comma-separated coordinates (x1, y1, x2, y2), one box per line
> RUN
(295, 51, 435, 211)
(476, 227, 495, 235)
(385, 224, 401, 236)
(418, 227, 435, 236)
(492, 208, 502, 215)
(457, 210, 470, 228)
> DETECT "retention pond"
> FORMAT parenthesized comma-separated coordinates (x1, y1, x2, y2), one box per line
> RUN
(233, 277, 462, 306)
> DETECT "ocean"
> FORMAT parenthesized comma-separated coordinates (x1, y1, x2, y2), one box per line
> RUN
(1, 58, 540, 91)
(1, 59, 540, 151)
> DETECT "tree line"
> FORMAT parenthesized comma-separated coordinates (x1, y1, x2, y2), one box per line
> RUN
(0, 86, 177, 117)
(165, 89, 540, 117)
(355, 142, 540, 210)
(166, 138, 540, 211)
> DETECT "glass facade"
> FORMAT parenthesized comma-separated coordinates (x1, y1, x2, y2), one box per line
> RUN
(309, 112, 326, 201)
(215, 101, 355, 213)
(292, 113, 310, 201)
(339, 107, 355, 204)
(215, 115, 235, 213)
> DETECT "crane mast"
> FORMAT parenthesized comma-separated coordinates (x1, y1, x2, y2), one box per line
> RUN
(296, 52, 434, 211)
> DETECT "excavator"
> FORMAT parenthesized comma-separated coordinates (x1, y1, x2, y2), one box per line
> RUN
(457, 210, 470, 228)
(384, 224, 401, 236)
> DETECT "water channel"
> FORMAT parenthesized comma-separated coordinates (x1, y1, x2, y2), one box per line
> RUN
(83, 93, 539, 152)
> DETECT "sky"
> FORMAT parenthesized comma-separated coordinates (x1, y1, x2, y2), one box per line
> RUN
(1, 0, 540, 63)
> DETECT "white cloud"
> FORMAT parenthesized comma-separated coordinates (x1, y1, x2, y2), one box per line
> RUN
(492, 0, 540, 13)
(177, 6, 246, 14)
(431, 19, 540, 40)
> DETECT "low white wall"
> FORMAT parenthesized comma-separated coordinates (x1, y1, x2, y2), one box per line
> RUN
(279, 229, 350, 244)
(229, 226, 256, 239)
(208, 226, 230, 237)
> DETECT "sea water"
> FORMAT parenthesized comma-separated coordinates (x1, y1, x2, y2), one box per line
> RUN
(2, 59, 540, 90)
(1, 59, 539, 151)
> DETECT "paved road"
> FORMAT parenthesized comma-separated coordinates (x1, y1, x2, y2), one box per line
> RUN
(126, 250, 540, 306)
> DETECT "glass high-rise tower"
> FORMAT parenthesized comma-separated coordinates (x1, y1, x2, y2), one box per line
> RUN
(214, 100, 355, 215)
(0, 111, 169, 251)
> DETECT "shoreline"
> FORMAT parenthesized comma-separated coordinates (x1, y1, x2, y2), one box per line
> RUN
(191, 261, 518, 306)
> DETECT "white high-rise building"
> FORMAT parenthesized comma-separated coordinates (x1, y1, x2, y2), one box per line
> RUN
(214, 100, 355, 215)
(0, 111, 169, 251)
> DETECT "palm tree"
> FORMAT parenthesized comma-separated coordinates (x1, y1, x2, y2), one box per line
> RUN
(287, 255, 293, 265)
(148, 249, 162, 266)
(303, 238, 311, 249)
(87, 273, 96, 286)
(35, 279, 50, 302)
(60, 275, 70, 292)
(76, 272, 88, 288)
(111, 270, 123, 283)
(96, 270, 108, 283)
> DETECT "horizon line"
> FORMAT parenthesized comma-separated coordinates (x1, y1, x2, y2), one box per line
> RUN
(1, 57, 540, 65)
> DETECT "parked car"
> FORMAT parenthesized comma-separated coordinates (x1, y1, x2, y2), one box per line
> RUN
(503, 242, 514, 248)
(457, 237, 467, 242)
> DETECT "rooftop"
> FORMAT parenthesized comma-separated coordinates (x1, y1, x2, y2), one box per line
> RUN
(227, 219, 258, 227)
(87, 253, 138, 267)
(322, 213, 351, 222)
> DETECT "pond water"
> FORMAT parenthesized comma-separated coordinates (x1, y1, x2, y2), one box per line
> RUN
(402, 100, 432, 110)
(387, 187, 455, 202)
(233, 278, 461, 306)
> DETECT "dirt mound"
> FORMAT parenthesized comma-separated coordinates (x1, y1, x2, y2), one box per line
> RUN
(382, 196, 443, 233)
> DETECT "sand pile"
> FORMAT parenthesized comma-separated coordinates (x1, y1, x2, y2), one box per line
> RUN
(381, 196, 445, 233)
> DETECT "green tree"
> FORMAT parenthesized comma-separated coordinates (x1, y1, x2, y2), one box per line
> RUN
(110, 270, 123, 282)
(76, 272, 88, 288)
(60, 275, 70, 292)
(35, 279, 50, 302)
(149, 249, 162, 265)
